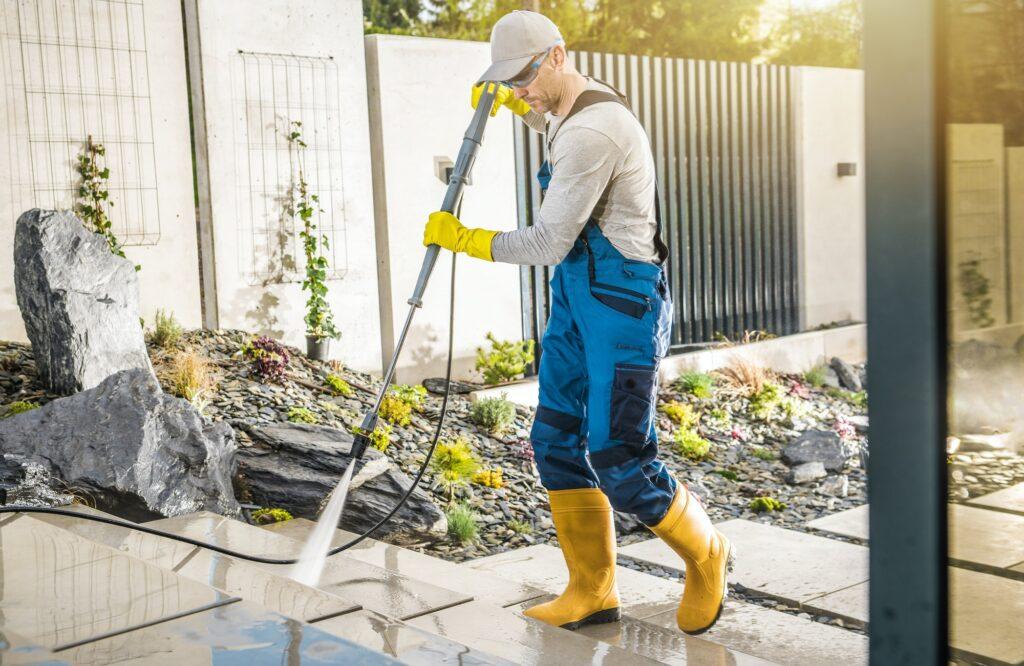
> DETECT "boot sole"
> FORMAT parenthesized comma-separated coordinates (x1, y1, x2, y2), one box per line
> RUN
(682, 543, 736, 637)
(558, 606, 621, 631)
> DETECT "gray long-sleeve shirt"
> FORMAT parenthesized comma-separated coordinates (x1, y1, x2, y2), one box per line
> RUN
(490, 78, 660, 266)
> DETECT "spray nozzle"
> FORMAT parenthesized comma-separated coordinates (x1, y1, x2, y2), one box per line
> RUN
(350, 410, 379, 460)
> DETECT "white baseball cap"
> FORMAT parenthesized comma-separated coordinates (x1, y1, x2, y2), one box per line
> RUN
(477, 10, 564, 84)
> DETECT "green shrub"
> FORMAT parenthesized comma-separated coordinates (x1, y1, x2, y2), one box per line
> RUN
(149, 309, 182, 348)
(251, 508, 292, 524)
(749, 382, 784, 421)
(475, 332, 535, 384)
(472, 467, 504, 489)
(674, 428, 711, 461)
(1, 401, 38, 419)
(825, 387, 868, 409)
(802, 363, 828, 388)
(712, 469, 739, 481)
(470, 395, 517, 434)
(391, 384, 428, 411)
(379, 395, 412, 426)
(324, 374, 353, 397)
(287, 406, 319, 424)
(708, 407, 731, 427)
(370, 423, 392, 452)
(749, 496, 787, 513)
(750, 446, 777, 461)
(508, 519, 533, 535)
(659, 400, 699, 429)
(675, 371, 715, 398)
(445, 502, 480, 544)
(432, 435, 481, 501)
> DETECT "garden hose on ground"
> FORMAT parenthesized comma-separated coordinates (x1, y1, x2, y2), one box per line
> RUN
(0, 85, 502, 565)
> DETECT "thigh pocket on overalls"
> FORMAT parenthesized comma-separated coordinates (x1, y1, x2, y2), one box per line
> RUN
(590, 282, 651, 319)
(609, 363, 658, 442)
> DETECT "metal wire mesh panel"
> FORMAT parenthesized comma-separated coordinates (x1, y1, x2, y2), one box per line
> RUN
(514, 52, 799, 357)
(231, 50, 349, 286)
(0, 0, 160, 245)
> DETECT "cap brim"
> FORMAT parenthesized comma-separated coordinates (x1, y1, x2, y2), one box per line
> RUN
(477, 54, 536, 85)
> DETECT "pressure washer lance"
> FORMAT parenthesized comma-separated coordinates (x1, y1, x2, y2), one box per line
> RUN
(0, 84, 502, 565)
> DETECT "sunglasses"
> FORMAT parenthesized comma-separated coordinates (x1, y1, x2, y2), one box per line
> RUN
(505, 42, 561, 88)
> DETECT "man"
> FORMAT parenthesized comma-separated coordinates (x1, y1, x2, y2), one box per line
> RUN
(422, 10, 733, 635)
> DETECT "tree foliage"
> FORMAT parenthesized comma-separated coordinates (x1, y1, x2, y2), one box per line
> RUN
(766, 0, 861, 68)
(363, 0, 864, 68)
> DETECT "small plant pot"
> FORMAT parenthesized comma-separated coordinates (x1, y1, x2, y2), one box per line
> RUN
(306, 335, 330, 361)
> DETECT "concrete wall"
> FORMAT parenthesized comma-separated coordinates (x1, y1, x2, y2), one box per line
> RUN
(0, 0, 202, 338)
(946, 124, 1007, 334)
(364, 35, 523, 384)
(190, 0, 381, 374)
(1007, 147, 1024, 324)
(793, 67, 866, 330)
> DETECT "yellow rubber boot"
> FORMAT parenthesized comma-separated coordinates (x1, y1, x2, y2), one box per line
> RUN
(523, 488, 621, 630)
(650, 486, 734, 635)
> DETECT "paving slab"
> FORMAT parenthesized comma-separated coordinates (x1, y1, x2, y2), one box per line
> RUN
(58, 599, 397, 665)
(407, 599, 656, 665)
(806, 504, 869, 541)
(173, 549, 361, 621)
(515, 597, 773, 665)
(264, 517, 545, 606)
(950, 566, 1024, 664)
(802, 582, 869, 625)
(949, 503, 1024, 569)
(313, 609, 513, 664)
(469, 544, 680, 618)
(968, 482, 1024, 515)
(471, 543, 861, 663)
(644, 601, 868, 665)
(621, 519, 869, 604)
(148, 512, 472, 620)
(32, 504, 198, 569)
(0, 628, 68, 665)
(0, 515, 234, 650)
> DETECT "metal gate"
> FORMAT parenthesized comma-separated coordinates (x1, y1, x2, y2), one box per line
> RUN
(514, 51, 799, 362)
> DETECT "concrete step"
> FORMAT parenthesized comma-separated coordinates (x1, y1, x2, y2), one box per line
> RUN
(968, 482, 1024, 515)
(261, 517, 545, 606)
(34, 508, 511, 664)
(473, 543, 868, 665)
(621, 518, 870, 626)
(510, 596, 774, 665)
(311, 609, 516, 665)
(145, 511, 472, 621)
(0, 514, 391, 663)
(58, 598, 399, 664)
(809, 503, 1024, 572)
(949, 566, 1024, 664)
(32, 505, 360, 623)
(406, 599, 658, 665)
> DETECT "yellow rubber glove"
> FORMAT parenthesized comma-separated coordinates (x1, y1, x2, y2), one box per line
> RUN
(471, 82, 531, 117)
(423, 211, 498, 262)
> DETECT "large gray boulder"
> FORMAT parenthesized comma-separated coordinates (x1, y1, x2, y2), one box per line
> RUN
(14, 209, 152, 394)
(0, 369, 240, 520)
(233, 422, 447, 543)
(782, 430, 858, 473)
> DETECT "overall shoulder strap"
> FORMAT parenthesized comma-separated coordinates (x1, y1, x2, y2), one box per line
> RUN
(549, 79, 670, 265)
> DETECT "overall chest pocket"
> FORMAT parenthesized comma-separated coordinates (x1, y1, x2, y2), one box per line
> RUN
(609, 363, 658, 443)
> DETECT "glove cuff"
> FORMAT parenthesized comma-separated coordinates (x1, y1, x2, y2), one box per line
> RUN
(464, 228, 499, 262)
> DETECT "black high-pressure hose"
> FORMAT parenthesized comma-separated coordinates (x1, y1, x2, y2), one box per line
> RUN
(0, 84, 501, 566)
(0, 250, 461, 566)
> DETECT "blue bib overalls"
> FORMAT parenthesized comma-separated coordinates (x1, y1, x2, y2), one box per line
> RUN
(530, 160, 678, 526)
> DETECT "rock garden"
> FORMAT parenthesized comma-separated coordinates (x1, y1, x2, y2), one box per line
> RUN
(4, 209, 1023, 569)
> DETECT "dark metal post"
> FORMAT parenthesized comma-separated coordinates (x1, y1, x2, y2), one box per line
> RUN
(864, 0, 949, 662)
